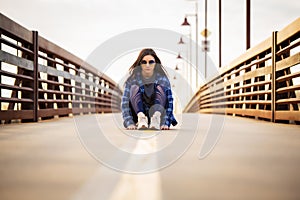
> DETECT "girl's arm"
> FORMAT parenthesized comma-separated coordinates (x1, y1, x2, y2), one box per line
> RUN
(121, 82, 135, 128)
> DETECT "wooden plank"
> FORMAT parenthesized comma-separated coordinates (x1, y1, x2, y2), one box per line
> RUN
(276, 98, 300, 104)
(0, 83, 33, 92)
(202, 100, 271, 108)
(38, 36, 116, 86)
(277, 40, 300, 56)
(198, 108, 226, 114)
(38, 54, 74, 71)
(226, 55, 271, 78)
(225, 65, 272, 86)
(38, 99, 71, 103)
(38, 88, 73, 96)
(38, 78, 72, 87)
(38, 108, 72, 118)
(38, 64, 72, 79)
(225, 108, 272, 119)
(199, 94, 225, 105)
(277, 70, 300, 82)
(224, 90, 271, 99)
(198, 108, 272, 119)
(277, 17, 300, 45)
(276, 85, 300, 94)
(0, 37, 34, 55)
(276, 52, 300, 71)
(0, 50, 34, 71)
(204, 76, 224, 89)
(71, 93, 113, 101)
(0, 69, 33, 81)
(206, 82, 225, 94)
(276, 111, 300, 121)
(226, 80, 271, 92)
(0, 97, 33, 103)
(71, 100, 112, 107)
(185, 87, 207, 110)
(0, 13, 33, 43)
(200, 90, 272, 106)
(0, 110, 33, 120)
(38, 63, 113, 94)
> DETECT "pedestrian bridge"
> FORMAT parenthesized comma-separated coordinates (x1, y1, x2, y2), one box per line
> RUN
(1, 113, 300, 200)
(1, 13, 300, 199)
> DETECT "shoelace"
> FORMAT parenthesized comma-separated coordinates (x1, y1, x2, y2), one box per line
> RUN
(139, 116, 147, 122)
(150, 116, 160, 127)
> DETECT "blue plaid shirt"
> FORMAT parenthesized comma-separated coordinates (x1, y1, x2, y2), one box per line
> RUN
(121, 72, 178, 128)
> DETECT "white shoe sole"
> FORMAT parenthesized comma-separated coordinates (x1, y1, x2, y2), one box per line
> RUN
(149, 125, 159, 130)
(138, 124, 148, 130)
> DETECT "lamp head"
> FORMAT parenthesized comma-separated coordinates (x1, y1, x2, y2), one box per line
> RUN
(178, 37, 185, 44)
(181, 17, 190, 26)
(176, 53, 182, 59)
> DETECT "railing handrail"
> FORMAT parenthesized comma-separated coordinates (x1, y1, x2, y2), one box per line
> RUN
(184, 17, 300, 124)
(0, 13, 122, 123)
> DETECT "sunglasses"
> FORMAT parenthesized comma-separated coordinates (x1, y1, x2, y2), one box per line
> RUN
(140, 60, 156, 65)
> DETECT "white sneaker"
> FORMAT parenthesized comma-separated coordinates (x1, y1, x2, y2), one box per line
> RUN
(137, 112, 148, 130)
(149, 112, 161, 130)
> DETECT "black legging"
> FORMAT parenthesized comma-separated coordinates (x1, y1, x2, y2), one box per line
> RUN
(129, 84, 166, 117)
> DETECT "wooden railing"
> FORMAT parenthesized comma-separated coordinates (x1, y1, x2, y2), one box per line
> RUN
(184, 17, 300, 124)
(0, 13, 122, 123)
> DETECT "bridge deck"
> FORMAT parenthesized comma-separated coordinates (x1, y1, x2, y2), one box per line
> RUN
(0, 113, 299, 200)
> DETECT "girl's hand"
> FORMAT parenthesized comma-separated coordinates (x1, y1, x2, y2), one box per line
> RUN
(160, 125, 169, 130)
(127, 124, 137, 130)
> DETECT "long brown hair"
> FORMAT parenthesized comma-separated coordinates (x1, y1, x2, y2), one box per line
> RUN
(128, 48, 168, 79)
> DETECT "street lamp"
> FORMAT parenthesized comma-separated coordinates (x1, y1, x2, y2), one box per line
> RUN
(177, 36, 192, 96)
(178, 36, 185, 45)
(181, 0, 199, 89)
(175, 34, 193, 98)
(181, 17, 190, 26)
(176, 53, 183, 59)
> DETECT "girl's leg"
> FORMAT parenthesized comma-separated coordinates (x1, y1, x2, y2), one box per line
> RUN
(129, 85, 144, 114)
(152, 85, 167, 114)
(130, 85, 148, 129)
(149, 85, 167, 129)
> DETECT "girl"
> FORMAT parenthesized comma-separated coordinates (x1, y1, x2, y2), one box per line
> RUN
(121, 48, 177, 130)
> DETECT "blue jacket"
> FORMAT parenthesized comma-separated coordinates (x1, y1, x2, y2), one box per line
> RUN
(121, 72, 178, 128)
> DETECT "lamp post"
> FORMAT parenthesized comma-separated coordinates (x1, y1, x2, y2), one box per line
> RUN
(200, 0, 210, 78)
(219, 0, 222, 68)
(204, 0, 207, 78)
(181, 0, 199, 89)
(246, 0, 251, 50)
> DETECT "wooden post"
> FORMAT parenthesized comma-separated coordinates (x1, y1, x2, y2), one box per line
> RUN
(271, 31, 277, 122)
(33, 31, 39, 122)
(0, 30, 2, 112)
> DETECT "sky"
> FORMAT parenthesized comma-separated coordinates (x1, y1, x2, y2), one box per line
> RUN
(1, 0, 299, 105)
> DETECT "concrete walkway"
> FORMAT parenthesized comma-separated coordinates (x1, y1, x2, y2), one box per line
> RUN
(0, 113, 299, 200)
